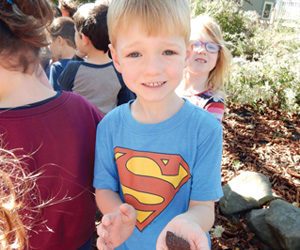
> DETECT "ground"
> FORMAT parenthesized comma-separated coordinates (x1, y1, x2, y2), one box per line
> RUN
(212, 102, 299, 249)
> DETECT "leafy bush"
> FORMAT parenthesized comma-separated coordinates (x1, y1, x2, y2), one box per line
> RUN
(227, 49, 300, 113)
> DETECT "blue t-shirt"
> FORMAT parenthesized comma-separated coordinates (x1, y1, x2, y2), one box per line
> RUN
(93, 100, 223, 250)
(49, 59, 72, 91)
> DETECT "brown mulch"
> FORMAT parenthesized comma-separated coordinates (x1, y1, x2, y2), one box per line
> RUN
(212, 102, 300, 250)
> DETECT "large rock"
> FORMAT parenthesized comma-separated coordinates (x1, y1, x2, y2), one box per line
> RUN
(219, 171, 274, 215)
(246, 208, 281, 249)
(265, 199, 300, 250)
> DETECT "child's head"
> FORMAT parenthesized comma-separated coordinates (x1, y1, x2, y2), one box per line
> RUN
(0, 0, 53, 73)
(107, 0, 191, 103)
(48, 17, 76, 60)
(188, 15, 231, 91)
(73, 3, 109, 54)
(58, 0, 79, 18)
(107, 0, 190, 47)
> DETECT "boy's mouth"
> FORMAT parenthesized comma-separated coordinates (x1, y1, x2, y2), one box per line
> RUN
(142, 81, 166, 88)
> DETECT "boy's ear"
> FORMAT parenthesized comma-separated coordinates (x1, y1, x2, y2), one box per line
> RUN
(109, 44, 122, 73)
(81, 33, 91, 46)
(57, 36, 69, 47)
(56, 36, 64, 45)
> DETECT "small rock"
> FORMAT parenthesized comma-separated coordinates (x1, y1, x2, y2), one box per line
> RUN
(220, 171, 274, 215)
(166, 231, 191, 250)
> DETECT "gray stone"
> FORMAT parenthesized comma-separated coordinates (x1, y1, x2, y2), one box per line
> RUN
(219, 171, 274, 215)
(246, 208, 281, 249)
(265, 199, 300, 250)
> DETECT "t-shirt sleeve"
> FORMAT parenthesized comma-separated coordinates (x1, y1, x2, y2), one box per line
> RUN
(190, 122, 223, 201)
(93, 118, 119, 191)
(58, 61, 80, 91)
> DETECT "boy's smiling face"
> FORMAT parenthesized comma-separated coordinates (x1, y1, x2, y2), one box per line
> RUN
(110, 23, 189, 104)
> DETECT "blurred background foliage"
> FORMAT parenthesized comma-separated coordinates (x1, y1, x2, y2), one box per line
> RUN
(192, 0, 300, 113)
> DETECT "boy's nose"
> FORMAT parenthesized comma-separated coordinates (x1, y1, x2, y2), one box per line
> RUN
(144, 56, 162, 75)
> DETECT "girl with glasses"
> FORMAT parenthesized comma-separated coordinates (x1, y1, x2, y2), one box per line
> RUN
(177, 15, 231, 122)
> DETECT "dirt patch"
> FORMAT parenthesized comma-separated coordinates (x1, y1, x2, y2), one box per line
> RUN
(212, 102, 299, 249)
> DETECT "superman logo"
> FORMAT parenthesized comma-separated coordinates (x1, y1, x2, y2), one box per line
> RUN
(114, 147, 191, 231)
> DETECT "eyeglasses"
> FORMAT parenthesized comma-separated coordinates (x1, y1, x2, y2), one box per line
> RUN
(191, 40, 221, 53)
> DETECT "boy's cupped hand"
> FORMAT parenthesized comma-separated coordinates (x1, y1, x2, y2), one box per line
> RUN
(156, 214, 210, 250)
(96, 203, 136, 250)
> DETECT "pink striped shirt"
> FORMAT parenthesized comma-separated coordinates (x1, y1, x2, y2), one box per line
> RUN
(181, 89, 225, 122)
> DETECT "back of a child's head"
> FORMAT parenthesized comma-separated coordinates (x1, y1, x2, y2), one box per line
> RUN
(73, 3, 109, 53)
(59, 0, 79, 17)
(0, 0, 53, 73)
(48, 16, 76, 49)
(191, 15, 231, 91)
(107, 0, 191, 46)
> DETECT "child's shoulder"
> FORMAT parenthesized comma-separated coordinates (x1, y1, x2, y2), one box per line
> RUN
(99, 102, 129, 123)
(52, 58, 73, 69)
(62, 91, 96, 107)
(62, 60, 83, 72)
(202, 90, 225, 102)
(185, 99, 221, 130)
(62, 91, 103, 119)
(81, 61, 113, 69)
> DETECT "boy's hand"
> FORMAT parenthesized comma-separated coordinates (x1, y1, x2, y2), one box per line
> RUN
(96, 203, 136, 250)
(156, 214, 210, 250)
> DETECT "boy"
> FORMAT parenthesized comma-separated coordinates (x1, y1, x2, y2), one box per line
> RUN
(48, 16, 76, 90)
(93, 0, 223, 249)
(58, 3, 134, 114)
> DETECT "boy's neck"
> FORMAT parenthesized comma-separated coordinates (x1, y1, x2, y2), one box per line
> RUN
(60, 45, 76, 60)
(131, 94, 184, 124)
(0, 69, 56, 108)
(85, 49, 112, 65)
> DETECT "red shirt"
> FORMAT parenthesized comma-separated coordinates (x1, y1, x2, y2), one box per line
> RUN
(0, 92, 103, 250)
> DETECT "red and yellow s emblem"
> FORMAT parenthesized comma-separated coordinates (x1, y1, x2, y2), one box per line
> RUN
(114, 147, 191, 231)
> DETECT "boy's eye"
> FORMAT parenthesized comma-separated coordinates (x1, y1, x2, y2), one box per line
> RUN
(163, 50, 177, 56)
(127, 52, 141, 58)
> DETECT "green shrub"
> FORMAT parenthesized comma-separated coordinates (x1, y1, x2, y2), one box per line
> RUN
(227, 51, 300, 113)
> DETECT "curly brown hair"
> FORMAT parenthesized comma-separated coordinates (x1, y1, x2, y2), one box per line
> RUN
(0, 146, 41, 250)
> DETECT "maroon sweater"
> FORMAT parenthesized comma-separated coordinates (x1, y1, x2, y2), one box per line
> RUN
(0, 92, 103, 250)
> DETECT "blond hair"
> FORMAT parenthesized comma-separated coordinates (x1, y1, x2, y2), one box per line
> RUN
(190, 15, 231, 92)
(107, 0, 191, 46)
(0, 147, 41, 250)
